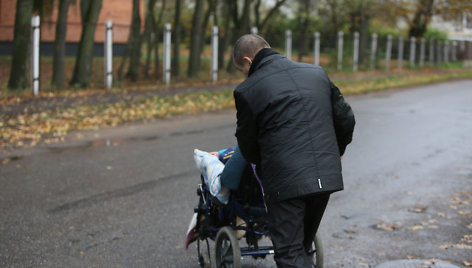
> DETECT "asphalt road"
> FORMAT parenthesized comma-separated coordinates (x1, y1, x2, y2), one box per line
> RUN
(1, 80, 471, 267)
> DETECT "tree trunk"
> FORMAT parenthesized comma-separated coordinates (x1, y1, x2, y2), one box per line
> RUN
(154, 0, 166, 80)
(358, 5, 370, 65)
(51, 0, 71, 90)
(187, 0, 205, 77)
(8, 0, 34, 90)
(218, 0, 231, 69)
(125, 0, 142, 82)
(144, 0, 157, 78)
(172, 0, 182, 76)
(297, 0, 311, 61)
(70, 0, 102, 88)
(408, 0, 434, 38)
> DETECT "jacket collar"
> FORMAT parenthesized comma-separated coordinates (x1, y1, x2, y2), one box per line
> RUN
(248, 48, 279, 77)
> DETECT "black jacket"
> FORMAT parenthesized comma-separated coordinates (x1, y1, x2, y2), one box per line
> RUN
(234, 48, 355, 203)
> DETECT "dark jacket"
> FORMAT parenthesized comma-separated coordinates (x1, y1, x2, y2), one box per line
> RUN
(234, 48, 355, 203)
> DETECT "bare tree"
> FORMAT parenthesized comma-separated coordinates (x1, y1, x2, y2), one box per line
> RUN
(172, 0, 182, 76)
(51, 0, 72, 89)
(8, 0, 35, 90)
(125, 0, 142, 82)
(188, 0, 205, 77)
(70, 0, 103, 88)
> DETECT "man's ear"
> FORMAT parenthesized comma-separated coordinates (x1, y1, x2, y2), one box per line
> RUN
(242, 56, 253, 66)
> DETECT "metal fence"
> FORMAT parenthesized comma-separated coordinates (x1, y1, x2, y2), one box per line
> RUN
(7, 16, 472, 95)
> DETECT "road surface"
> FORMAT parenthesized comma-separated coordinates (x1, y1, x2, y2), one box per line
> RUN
(1, 80, 471, 267)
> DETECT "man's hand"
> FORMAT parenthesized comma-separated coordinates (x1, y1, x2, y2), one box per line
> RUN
(210, 151, 219, 157)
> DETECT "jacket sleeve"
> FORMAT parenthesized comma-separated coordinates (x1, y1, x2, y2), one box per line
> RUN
(234, 91, 260, 164)
(330, 81, 355, 156)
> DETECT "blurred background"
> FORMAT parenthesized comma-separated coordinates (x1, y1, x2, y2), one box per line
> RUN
(1, 0, 472, 92)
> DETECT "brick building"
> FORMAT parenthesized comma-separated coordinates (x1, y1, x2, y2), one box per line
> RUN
(0, 0, 145, 55)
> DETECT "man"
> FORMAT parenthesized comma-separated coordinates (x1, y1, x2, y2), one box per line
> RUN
(232, 34, 355, 267)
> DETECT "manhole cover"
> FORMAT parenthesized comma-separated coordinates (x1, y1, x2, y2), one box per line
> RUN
(376, 259, 460, 268)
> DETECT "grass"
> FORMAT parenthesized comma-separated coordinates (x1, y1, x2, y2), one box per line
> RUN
(1, 56, 471, 152)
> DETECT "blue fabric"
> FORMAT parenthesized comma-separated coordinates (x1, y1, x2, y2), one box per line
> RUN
(220, 145, 248, 190)
(218, 147, 235, 164)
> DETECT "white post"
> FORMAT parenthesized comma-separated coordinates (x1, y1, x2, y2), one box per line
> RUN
(370, 33, 378, 70)
(398, 36, 404, 69)
(409, 37, 416, 67)
(337, 31, 344, 71)
(285, 30, 292, 60)
(353, 32, 359, 72)
(211, 26, 218, 82)
(314, 32, 320, 65)
(251, 27, 258, 35)
(429, 39, 434, 66)
(444, 41, 449, 63)
(437, 41, 442, 65)
(419, 38, 425, 67)
(163, 23, 171, 85)
(31, 15, 40, 96)
(385, 35, 392, 70)
(104, 20, 113, 89)
(452, 41, 457, 61)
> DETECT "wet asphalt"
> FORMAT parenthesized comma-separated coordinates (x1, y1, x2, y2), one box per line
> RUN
(0, 79, 471, 267)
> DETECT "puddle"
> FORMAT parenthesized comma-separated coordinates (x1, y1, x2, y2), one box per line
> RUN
(1, 155, 22, 164)
(46, 135, 159, 153)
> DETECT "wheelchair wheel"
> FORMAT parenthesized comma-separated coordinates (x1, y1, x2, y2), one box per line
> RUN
(197, 238, 211, 268)
(308, 233, 324, 268)
(215, 226, 241, 268)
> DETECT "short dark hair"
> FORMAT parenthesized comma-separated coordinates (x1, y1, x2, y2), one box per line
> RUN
(232, 34, 270, 67)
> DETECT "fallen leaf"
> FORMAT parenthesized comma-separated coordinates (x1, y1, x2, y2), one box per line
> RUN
(410, 225, 424, 231)
(409, 205, 428, 213)
(376, 223, 399, 231)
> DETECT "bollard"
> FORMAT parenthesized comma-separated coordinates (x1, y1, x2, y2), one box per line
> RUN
(444, 41, 449, 63)
(398, 36, 404, 69)
(285, 30, 292, 60)
(31, 15, 40, 96)
(409, 37, 416, 67)
(163, 23, 171, 85)
(337, 31, 344, 71)
(370, 33, 378, 70)
(429, 39, 434, 66)
(314, 32, 320, 66)
(385, 35, 392, 70)
(436, 41, 442, 65)
(353, 32, 359, 72)
(419, 38, 425, 67)
(104, 20, 113, 89)
(452, 41, 457, 61)
(211, 26, 218, 82)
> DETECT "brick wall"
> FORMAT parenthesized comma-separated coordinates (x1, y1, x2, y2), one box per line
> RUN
(0, 0, 145, 43)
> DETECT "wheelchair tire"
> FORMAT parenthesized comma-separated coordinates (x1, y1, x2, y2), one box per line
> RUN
(215, 226, 241, 268)
(309, 233, 324, 268)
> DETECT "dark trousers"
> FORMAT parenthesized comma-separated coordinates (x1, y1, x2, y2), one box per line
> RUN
(267, 193, 330, 268)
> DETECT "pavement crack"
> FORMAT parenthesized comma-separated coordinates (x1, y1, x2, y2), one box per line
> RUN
(48, 170, 193, 214)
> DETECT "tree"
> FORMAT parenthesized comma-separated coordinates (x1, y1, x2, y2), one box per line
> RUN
(70, 0, 103, 88)
(143, 0, 158, 78)
(125, 0, 142, 82)
(8, 0, 35, 90)
(188, 0, 205, 77)
(172, 0, 182, 76)
(255, 0, 287, 33)
(408, 0, 434, 38)
(296, 0, 312, 61)
(51, 0, 72, 89)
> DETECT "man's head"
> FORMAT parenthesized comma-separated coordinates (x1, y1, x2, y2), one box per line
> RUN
(232, 34, 270, 77)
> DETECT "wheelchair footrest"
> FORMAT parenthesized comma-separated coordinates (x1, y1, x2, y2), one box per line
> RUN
(240, 246, 274, 257)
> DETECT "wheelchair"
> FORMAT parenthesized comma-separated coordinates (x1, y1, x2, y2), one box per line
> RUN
(187, 164, 324, 268)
